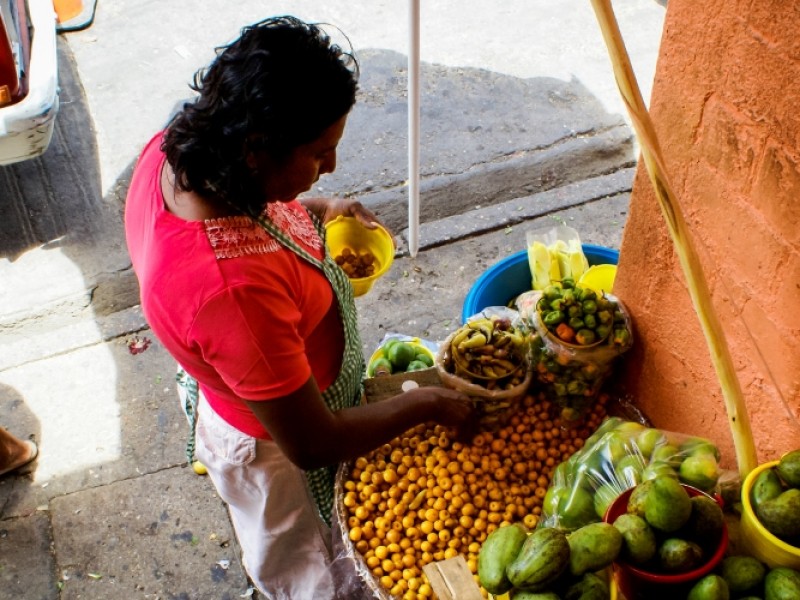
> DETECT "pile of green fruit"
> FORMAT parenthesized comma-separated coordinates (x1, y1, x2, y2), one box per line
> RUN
(686, 555, 800, 600)
(751, 449, 800, 546)
(478, 521, 621, 599)
(536, 279, 629, 347)
(543, 418, 722, 531)
(367, 339, 434, 377)
(609, 476, 726, 575)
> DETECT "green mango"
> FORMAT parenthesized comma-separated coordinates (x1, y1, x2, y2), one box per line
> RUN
(369, 356, 393, 377)
(566, 522, 622, 576)
(679, 453, 720, 492)
(557, 486, 598, 530)
(680, 437, 722, 462)
(720, 555, 766, 596)
(564, 571, 609, 600)
(612, 513, 657, 565)
(658, 537, 704, 572)
(651, 444, 682, 468)
(756, 488, 800, 539)
(614, 454, 645, 488)
(764, 567, 800, 600)
(683, 495, 725, 546)
(405, 359, 429, 372)
(644, 476, 692, 532)
(477, 523, 528, 595)
(604, 432, 631, 464)
(507, 527, 570, 590)
(386, 341, 416, 370)
(510, 591, 561, 600)
(687, 574, 730, 600)
(627, 479, 655, 518)
(594, 416, 623, 438)
(544, 485, 569, 519)
(641, 460, 678, 482)
(413, 352, 434, 367)
(593, 482, 621, 519)
(613, 420, 647, 435)
(777, 450, 800, 488)
(751, 467, 785, 512)
(636, 428, 668, 460)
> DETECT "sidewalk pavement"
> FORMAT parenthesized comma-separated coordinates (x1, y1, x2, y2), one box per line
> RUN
(0, 2, 665, 598)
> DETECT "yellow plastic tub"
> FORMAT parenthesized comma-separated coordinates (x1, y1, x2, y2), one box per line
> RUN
(578, 264, 617, 295)
(740, 460, 800, 569)
(325, 216, 395, 296)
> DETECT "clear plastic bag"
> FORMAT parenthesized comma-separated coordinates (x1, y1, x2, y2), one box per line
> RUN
(526, 224, 589, 290)
(540, 417, 729, 531)
(516, 289, 634, 423)
(435, 307, 533, 431)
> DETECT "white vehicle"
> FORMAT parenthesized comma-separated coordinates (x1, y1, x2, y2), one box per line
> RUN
(0, 0, 58, 165)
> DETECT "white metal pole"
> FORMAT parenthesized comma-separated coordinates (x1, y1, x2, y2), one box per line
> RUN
(407, 0, 421, 257)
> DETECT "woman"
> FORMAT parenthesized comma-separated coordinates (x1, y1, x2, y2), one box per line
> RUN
(124, 16, 474, 599)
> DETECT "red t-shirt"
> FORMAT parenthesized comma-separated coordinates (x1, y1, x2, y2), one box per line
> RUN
(124, 132, 345, 438)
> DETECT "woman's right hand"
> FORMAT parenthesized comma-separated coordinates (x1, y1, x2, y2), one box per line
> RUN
(405, 386, 479, 441)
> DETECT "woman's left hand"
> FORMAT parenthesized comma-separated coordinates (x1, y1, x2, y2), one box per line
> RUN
(322, 197, 384, 230)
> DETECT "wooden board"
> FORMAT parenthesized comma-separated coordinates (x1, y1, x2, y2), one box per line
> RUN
(363, 367, 442, 404)
(422, 556, 484, 600)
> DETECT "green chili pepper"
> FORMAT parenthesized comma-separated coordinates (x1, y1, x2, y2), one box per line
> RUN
(550, 298, 563, 311)
(575, 329, 596, 345)
(583, 314, 597, 329)
(569, 317, 585, 330)
(597, 310, 613, 325)
(568, 305, 582, 319)
(595, 324, 611, 341)
(582, 299, 597, 314)
(561, 278, 575, 289)
(597, 297, 613, 311)
(613, 328, 631, 345)
(613, 309, 626, 324)
(567, 380, 586, 395)
(543, 310, 565, 327)
(544, 285, 562, 300)
(562, 288, 575, 304)
(581, 289, 597, 302)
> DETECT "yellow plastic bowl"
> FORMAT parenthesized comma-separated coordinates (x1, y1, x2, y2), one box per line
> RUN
(578, 264, 617, 295)
(740, 460, 800, 569)
(325, 216, 395, 297)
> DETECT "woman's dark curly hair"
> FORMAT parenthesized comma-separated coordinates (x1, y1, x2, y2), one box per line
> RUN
(162, 16, 359, 216)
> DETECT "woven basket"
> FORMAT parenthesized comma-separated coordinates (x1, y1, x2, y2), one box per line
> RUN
(333, 461, 394, 600)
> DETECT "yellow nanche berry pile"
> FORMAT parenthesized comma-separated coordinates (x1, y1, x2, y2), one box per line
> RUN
(340, 393, 609, 599)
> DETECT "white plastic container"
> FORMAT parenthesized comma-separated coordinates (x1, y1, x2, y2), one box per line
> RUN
(0, 0, 58, 165)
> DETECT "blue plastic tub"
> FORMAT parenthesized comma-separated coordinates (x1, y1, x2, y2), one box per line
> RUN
(461, 244, 619, 322)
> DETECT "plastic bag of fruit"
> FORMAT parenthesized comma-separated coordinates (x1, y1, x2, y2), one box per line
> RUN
(515, 283, 634, 424)
(539, 417, 729, 531)
(435, 308, 533, 430)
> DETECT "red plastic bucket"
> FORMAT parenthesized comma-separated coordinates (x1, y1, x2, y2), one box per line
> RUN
(603, 484, 728, 600)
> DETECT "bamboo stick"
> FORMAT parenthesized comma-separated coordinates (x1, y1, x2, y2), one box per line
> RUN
(589, 0, 757, 476)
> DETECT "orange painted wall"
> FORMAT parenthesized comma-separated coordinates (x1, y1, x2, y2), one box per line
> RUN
(614, 0, 800, 470)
